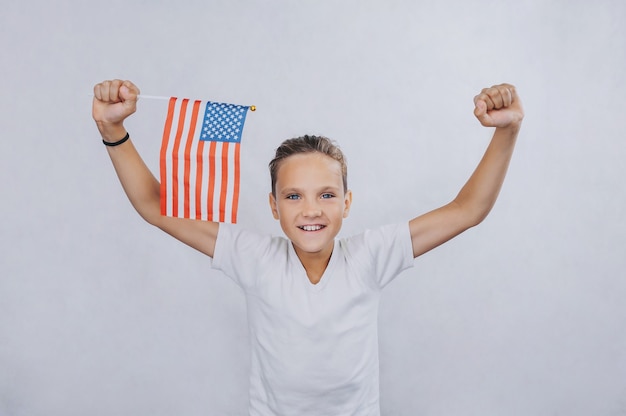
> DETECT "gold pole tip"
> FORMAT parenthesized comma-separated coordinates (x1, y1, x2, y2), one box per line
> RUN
(250, 105, 256, 112)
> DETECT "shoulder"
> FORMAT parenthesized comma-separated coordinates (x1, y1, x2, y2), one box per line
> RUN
(212, 224, 292, 289)
(338, 222, 414, 288)
(340, 222, 411, 253)
(214, 223, 290, 261)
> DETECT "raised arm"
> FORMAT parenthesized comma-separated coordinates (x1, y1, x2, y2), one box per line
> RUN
(92, 79, 219, 257)
(409, 83, 524, 258)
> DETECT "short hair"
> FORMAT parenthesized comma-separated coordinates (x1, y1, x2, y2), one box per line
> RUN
(269, 135, 348, 197)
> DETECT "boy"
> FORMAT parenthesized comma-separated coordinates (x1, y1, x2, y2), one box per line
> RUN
(92, 79, 523, 415)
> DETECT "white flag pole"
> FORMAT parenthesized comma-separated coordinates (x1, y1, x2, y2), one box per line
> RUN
(90, 94, 256, 111)
(137, 94, 171, 100)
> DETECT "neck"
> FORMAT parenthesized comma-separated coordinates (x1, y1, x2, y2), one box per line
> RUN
(293, 242, 334, 285)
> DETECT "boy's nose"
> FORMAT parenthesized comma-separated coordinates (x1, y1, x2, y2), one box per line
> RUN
(302, 201, 322, 218)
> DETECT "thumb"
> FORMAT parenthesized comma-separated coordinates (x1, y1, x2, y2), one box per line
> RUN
(473, 99, 491, 126)
(119, 81, 139, 102)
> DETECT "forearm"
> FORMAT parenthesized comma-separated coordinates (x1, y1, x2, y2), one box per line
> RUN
(100, 124, 162, 225)
(453, 123, 520, 225)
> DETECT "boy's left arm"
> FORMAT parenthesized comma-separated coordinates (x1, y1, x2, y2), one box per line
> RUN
(409, 83, 524, 258)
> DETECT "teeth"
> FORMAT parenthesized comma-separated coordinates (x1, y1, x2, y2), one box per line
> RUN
(301, 225, 323, 231)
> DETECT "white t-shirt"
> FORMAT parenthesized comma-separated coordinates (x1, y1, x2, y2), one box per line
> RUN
(212, 222, 414, 416)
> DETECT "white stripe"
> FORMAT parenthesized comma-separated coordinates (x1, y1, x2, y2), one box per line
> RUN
(176, 101, 196, 217)
(211, 142, 224, 221)
(199, 138, 211, 221)
(224, 143, 237, 221)
(164, 99, 183, 217)
(188, 126, 197, 220)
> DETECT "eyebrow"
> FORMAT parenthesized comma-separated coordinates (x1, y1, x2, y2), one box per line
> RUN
(278, 185, 342, 196)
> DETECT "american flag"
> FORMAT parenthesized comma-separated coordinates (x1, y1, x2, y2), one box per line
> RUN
(160, 97, 250, 223)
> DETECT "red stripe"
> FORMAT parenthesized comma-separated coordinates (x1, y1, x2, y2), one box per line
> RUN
(195, 140, 205, 220)
(183, 100, 202, 218)
(231, 144, 241, 223)
(160, 97, 178, 216)
(207, 141, 217, 221)
(171, 99, 189, 217)
(219, 143, 230, 223)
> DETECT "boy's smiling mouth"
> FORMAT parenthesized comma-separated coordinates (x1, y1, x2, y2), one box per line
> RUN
(298, 225, 325, 231)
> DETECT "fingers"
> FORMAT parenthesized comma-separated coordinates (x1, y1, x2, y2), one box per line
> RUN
(92, 79, 140, 128)
(93, 79, 139, 103)
(473, 99, 488, 120)
(473, 83, 516, 112)
(473, 83, 523, 128)
(120, 80, 140, 101)
(93, 79, 121, 103)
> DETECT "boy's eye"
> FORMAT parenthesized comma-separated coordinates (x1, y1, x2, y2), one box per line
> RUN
(286, 194, 300, 200)
(321, 193, 334, 199)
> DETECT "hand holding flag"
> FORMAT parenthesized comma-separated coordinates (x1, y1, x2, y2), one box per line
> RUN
(92, 80, 140, 141)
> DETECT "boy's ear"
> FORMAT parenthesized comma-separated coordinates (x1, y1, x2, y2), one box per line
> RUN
(343, 190, 353, 219)
(269, 192, 279, 219)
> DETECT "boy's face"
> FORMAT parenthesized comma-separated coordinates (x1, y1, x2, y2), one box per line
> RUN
(269, 152, 352, 261)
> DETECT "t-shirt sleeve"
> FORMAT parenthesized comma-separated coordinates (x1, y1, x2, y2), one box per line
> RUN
(359, 221, 414, 289)
(211, 223, 276, 290)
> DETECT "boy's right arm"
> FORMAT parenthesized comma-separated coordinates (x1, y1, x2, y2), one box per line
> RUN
(92, 79, 219, 258)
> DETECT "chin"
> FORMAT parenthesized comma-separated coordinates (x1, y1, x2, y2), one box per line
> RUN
(293, 240, 333, 255)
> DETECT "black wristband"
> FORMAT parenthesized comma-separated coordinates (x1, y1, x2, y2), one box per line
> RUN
(103, 132, 130, 147)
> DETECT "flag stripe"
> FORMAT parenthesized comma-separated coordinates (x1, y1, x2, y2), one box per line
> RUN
(195, 140, 205, 220)
(183, 100, 202, 218)
(219, 142, 229, 222)
(160, 97, 178, 216)
(207, 140, 217, 221)
(231, 143, 241, 223)
(172, 99, 190, 218)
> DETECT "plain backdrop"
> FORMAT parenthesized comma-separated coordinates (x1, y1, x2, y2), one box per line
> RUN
(1, 0, 625, 415)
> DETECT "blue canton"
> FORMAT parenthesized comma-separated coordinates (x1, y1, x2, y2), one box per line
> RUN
(200, 101, 249, 143)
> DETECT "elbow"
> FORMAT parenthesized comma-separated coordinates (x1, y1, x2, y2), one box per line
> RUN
(129, 192, 163, 227)
(470, 202, 498, 228)
(130, 200, 163, 228)
(142, 209, 164, 228)
(453, 199, 494, 229)
(468, 211, 489, 228)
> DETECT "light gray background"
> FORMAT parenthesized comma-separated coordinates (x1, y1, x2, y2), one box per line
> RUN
(1, 0, 625, 415)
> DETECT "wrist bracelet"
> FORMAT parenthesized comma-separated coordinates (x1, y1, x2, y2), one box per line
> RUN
(103, 132, 130, 147)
